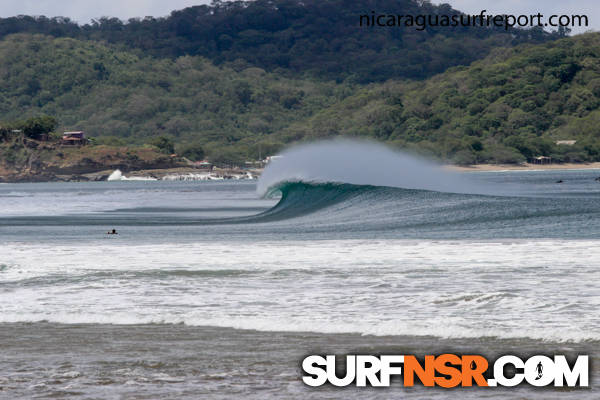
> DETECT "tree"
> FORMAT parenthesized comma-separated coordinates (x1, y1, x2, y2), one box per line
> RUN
(453, 149, 477, 165)
(233, 80, 253, 105)
(209, 148, 245, 167)
(19, 115, 57, 140)
(149, 136, 175, 154)
(179, 144, 205, 161)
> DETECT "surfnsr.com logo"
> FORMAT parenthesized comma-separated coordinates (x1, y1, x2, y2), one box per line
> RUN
(302, 354, 589, 387)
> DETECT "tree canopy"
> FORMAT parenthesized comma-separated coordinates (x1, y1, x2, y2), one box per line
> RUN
(0, 34, 343, 161)
(0, 0, 560, 82)
(0, 18, 597, 165)
(280, 33, 600, 163)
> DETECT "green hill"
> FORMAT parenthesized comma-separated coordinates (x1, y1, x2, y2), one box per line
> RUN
(2, 32, 600, 166)
(0, 0, 558, 83)
(279, 33, 600, 164)
(0, 33, 347, 163)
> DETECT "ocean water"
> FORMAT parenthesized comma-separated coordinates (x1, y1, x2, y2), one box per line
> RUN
(1, 164, 600, 398)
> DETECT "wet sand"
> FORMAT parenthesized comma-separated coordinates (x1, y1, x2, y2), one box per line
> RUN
(1, 323, 596, 399)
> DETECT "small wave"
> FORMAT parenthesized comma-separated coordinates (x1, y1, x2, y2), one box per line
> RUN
(162, 172, 255, 181)
(433, 292, 518, 305)
(1, 315, 597, 344)
(1, 268, 260, 286)
(107, 170, 157, 181)
(162, 173, 221, 181)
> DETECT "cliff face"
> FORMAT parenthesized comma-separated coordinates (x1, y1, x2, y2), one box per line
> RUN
(0, 140, 184, 182)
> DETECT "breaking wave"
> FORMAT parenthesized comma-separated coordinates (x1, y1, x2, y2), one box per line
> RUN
(257, 139, 492, 196)
(107, 169, 157, 181)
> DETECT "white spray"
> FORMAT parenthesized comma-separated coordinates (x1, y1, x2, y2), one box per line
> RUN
(257, 139, 492, 196)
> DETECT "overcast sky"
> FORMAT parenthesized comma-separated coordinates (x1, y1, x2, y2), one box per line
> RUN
(0, 0, 597, 33)
(0, 1, 210, 22)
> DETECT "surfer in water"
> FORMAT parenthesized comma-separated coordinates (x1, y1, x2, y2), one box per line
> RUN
(107, 229, 118, 235)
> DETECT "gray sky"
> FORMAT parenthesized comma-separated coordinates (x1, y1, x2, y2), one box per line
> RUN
(0, 1, 597, 33)
(0, 1, 210, 23)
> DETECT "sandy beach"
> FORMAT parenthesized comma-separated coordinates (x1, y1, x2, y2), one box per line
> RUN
(448, 162, 600, 172)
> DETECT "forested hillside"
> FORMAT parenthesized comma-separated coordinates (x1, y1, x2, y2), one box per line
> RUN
(279, 33, 600, 164)
(1, 0, 598, 166)
(2, 32, 600, 165)
(0, 34, 347, 163)
(0, 0, 559, 82)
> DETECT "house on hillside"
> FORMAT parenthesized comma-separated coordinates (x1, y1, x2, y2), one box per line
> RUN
(193, 160, 213, 170)
(556, 140, 577, 146)
(62, 131, 88, 146)
(530, 156, 552, 165)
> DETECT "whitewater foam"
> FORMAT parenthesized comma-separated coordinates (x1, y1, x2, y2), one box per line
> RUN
(108, 169, 157, 181)
(2, 240, 598, 343)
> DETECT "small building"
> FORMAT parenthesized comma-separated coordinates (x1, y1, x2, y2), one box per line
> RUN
(530, 156, 552, 165)
(556, 140, 577, 146)
(193, 160, 213, 170)
(62, 131, 87, 146)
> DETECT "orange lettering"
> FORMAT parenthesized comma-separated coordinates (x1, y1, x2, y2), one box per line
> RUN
(434, 354, 462, 388)
(403, 355, 435, 386)
(461, 355, 489, 387)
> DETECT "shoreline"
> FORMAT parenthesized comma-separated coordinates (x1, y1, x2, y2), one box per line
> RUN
(3, 162, 600, 183)
(447, 162, 600, 172)
(110, 167, 261, 181)
(1, 322, 597, 399)
(0, 166, 262, 183)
